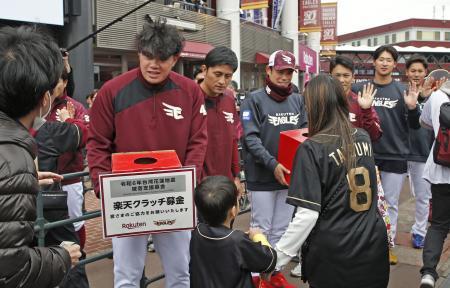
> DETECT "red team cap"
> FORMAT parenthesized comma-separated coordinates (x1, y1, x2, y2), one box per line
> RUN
(268, 50, 297, 71)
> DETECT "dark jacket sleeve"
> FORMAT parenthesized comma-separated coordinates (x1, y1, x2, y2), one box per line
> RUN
(240, 96, 278, 172)
(239, 234, 277, 273)
(36, 122, 83, 172)
(407, 106, 421, 129)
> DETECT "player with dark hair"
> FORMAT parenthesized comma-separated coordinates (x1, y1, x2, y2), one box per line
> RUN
(330, 55, 381, 141)
(87, 18, 207, 288)
(274, 74, 390, 288)
(403, 54, 434, 250)
(353, 45, 421, 264)
(190, 176, 276, 288)
(199, 46, 242, 194)
(0, 25, 81, 288)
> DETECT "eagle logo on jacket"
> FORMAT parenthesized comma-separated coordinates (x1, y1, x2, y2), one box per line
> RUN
(223, 111, 234, 124)
(163, 102, 184, 120)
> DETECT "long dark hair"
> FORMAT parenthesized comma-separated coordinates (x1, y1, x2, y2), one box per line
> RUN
(304, 74, 355, 170)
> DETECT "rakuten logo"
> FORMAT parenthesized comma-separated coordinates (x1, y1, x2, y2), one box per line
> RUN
(122, 222, 146, 230)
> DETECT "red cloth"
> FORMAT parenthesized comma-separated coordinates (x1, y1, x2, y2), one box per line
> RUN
(87, 69, 208, 196)
(348, 91, 382, 141)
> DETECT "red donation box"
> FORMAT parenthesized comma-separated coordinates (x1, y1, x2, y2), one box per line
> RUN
(112, 150, 182, 173)
(278, 128, 308, 184)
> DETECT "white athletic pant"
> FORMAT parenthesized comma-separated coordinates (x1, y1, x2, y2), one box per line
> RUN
(249, 189, 295, 247)
(62, 182, 85, 231)
(112, 231, 190, 288)
(408, 161, 431, 237)
(380, 172, 407, 241)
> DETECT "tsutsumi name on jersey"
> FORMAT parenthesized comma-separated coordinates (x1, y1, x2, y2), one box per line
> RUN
(329, 141, 374, 166)
(372, 97, 399, 108)
(267, 112, 300, 126)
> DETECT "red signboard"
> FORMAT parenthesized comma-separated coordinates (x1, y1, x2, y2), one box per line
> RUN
(320, 2, 337, 45)
(298, 44, 318, 74)
(241, 0, 269, 10)
(299, 0, 321, 33)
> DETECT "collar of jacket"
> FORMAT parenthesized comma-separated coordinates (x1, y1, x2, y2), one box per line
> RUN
(0, 111, 37, 159)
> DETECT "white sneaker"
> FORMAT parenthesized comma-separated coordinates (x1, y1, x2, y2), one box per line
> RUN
(290, 263, 302, 278)
(420, 274, 435, 288)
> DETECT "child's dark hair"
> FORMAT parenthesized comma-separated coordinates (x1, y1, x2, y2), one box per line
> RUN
(136, 16, 184, 61)
(195, 176, 238, 227)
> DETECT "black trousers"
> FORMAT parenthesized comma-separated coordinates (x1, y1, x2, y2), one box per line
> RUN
(420, 184, 450, 280)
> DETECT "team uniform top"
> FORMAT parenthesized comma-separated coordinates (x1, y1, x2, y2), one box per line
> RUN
(189, 223, 276, 288)
(201, 88, 240, 180)
(87, 68, 208, 195)
(288, 129, 389, 288)
(240, 88, 307, 191)
(352, 81, 420, 172)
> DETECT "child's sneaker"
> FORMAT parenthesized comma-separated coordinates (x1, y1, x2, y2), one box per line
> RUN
(290, 263, 302, 278)
(412, 233, 425, 249)
(270, 272, 296, 288)
(420, 274, 435, 288)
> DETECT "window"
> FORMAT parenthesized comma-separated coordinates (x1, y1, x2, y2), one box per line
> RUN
(352, 41, 356, 46)
(357, 40, 361, 46)
(435, 31, 440, 40)
(385, 35, 389, 44)
(417, 31, 422, 40)
(392, 34, 397, 43)
(405, 31, 410, 41)
(374, 38, 378, 45)
(446, 32, 450, 41)
(368, 38, 372, 46)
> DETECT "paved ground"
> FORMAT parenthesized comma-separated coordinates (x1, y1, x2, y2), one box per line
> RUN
(83, 179, 450, 287)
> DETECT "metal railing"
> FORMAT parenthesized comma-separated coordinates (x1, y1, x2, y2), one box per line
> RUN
(35, 170, 250, 287)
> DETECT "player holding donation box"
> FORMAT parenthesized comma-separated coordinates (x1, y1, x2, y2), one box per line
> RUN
(99, 151, 196, 238)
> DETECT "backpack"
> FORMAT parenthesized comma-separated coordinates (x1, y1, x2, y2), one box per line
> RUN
(433, 101, 450, 167)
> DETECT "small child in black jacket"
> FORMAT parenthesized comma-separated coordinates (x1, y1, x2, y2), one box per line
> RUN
(190, 176, 276, 288)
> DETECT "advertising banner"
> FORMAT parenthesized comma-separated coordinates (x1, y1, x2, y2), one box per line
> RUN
(299, 0, 321, 33)
(320, 2, 338, 45)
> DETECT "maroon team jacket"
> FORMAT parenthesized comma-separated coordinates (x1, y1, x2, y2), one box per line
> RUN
(87, 69, 208, 196)
(202, 89, 240, 180)
(348, 90, 382, 141)
(45, 93, 88, 185)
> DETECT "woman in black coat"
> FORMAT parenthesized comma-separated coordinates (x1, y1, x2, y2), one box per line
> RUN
(0, 26, 81, 288)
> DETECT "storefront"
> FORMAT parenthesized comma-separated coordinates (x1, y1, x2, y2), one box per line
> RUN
(94, 0, 230, 86)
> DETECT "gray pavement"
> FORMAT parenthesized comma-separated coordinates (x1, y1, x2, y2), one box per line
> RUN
(86, 178, 450, 287)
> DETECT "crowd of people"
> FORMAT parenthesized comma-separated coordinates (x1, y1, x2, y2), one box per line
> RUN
(0, 17, 449, 288)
